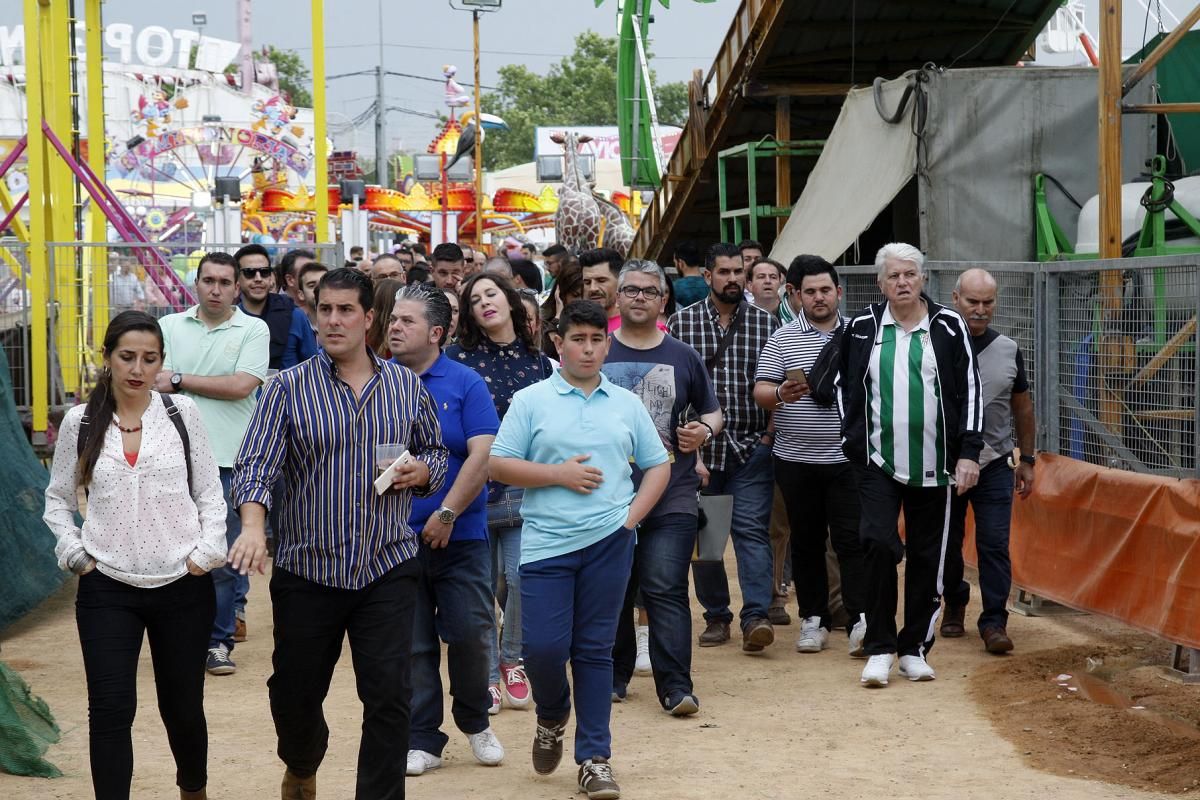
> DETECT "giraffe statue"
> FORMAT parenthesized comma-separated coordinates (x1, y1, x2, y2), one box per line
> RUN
(591, 190, 634, 257)
(551, 131, 603, 254)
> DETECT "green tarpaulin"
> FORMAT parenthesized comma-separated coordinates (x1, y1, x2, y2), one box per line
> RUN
(1129, 31, 1200, 173)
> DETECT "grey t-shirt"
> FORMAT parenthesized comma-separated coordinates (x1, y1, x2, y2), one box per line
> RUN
(971, 329, 1029, 467)
(603, 334, 720, 519)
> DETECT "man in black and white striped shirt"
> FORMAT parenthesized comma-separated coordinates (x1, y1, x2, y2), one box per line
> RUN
(754, 256, 867, 658)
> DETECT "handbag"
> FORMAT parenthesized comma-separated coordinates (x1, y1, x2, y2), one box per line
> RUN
(808, 321, 846, 408)
(486, 484, 524, 531)
(692, 492, 734, 562)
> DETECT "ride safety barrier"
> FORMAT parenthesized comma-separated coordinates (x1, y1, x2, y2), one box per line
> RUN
(963, 452, 1200, 650)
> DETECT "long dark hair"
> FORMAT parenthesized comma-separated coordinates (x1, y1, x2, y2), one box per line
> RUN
(77, 311, 164, 487)
(456, 272, 536, 352)
(367, 277, 404, 355)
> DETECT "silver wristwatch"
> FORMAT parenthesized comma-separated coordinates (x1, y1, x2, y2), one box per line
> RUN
(436, 506, 457, 524)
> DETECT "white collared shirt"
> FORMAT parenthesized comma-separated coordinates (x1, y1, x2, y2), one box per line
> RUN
(43, 392, 228, 588)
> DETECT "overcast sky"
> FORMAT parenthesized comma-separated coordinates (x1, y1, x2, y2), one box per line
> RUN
(6, 0, 1193, 155)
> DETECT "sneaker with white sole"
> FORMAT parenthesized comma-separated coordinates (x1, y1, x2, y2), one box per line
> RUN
(634, 625, 652, 676)
(860, 653, 894, 687)
(206, 644, 236, 676)
(406, 749, 442, 776)
(468, 727, 504, 766)
(578, 757, 621, 800)
(848, 614, 867, 658)
(898, 654, 936, 681)
(501, 662, 531, 708)
(487, 684, 502, 715)
(795, 616, 830, 653)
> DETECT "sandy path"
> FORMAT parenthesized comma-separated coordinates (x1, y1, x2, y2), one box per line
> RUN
(0, 558, 1175, 800)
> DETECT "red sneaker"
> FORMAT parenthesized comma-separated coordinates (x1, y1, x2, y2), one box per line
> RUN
(501, 662, 531, 708)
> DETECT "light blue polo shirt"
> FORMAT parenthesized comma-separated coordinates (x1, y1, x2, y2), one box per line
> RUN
(491, 369, 669, 565)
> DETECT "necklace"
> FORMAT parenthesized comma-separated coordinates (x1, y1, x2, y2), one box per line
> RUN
(112, 419, 142, 434)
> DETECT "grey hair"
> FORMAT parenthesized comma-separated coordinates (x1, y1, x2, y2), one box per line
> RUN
(617, 259, 667, 293)
(394, 282, 453, 347)
(874, 242, 925, 282)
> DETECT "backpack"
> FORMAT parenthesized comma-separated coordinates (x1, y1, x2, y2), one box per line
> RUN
(77, 393, 193, 493)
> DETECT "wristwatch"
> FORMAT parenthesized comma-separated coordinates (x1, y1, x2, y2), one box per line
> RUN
(699, 421, 714, 443)
(170, 372, 184, 391)
(436, 506, 458, 524)
(1019, 454, 1036, 466)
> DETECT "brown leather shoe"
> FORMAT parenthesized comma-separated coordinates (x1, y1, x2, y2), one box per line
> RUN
(181, 789, 207, 800)
(742, 618, 775, 652)
(233, 616, 247, 643)
(940, 605, 966, 638)
(698, 620, 730, 647)
(982, 626, 1014, 654)
(281, 769, 317, 800)
(767, 603, 792, 626)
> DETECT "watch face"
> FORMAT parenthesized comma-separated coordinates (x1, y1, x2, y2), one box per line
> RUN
(438, 508, 455, 523)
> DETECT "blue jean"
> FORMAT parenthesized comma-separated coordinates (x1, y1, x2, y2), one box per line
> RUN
(944, 458, 1015, 632)
(487, 524, 522, 684)
(210, 467, 247, 651)
(613, 513, 698, 704)
(409, 539, 494, 756)
(691, 442, 775, 626)
(521, 527, 633, 764)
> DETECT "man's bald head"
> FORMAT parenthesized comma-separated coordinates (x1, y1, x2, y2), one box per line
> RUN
(953, 268, 998, 337)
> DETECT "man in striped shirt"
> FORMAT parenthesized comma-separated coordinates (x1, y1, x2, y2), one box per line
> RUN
(229, 268, 449, 800)
(754, 256, 867, 657)
(829, 243, 982, 688)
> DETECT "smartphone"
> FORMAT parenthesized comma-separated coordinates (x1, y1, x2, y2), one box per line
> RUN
(786, 367, 808, 385)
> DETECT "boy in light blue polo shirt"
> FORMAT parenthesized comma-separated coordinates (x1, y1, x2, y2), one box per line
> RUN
(490, 301, 670, 800)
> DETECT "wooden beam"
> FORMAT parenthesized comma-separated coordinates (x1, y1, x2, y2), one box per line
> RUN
(1123, 102, 1200, 114)
(775, 96, 791, 237)
(1099, 0, 1125, 436)
(1130, 316, 1197, 387)
(1121, 3, 1200, 97)
(745, 81, 853, 97)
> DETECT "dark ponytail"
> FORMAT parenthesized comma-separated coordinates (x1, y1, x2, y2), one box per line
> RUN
(76, 311, 164, 487)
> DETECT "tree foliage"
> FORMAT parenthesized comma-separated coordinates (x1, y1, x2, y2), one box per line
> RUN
(264, 46, 313, 107)
(479, 31, 689, 170)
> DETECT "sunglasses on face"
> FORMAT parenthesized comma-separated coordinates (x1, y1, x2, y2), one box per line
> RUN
(241, 267, 273, 279)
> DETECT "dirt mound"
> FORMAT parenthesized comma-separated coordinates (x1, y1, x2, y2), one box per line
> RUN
(970, 643, 1200, 795)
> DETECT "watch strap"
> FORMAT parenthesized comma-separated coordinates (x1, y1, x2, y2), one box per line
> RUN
(1019, 454, 1036, 465)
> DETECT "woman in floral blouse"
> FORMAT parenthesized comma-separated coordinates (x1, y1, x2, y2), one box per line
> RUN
(446, 273, 553, 714)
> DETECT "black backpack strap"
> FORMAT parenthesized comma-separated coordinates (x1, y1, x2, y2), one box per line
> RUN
(77, 414, 89, 459)
(160, 393, 194, 494)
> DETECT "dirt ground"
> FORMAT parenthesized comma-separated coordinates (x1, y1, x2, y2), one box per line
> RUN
(1, 558, 1193, 800)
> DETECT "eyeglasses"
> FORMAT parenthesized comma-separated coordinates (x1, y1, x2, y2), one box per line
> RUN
(619, 286, 662, 300)
(240, 267, 273, 279)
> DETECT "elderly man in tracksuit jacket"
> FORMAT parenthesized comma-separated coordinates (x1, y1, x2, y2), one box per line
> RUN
(818, 243, 982, 688)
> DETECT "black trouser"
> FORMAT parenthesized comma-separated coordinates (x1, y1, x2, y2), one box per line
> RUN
(75, 569, 215, 800)
(943, 458, 1015, 632)
(774, 458, 866, 631)
(857, 462, 952, 658)
(268, 560, 419, 800)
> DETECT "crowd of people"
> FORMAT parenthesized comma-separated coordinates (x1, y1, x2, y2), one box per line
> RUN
(43, 236, 1036, 800)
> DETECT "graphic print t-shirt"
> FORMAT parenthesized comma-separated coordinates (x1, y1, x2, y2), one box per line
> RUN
(603, 334, 719, 519)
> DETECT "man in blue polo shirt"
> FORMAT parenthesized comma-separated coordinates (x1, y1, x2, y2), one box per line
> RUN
(490, 300, 670, 800)
(388, 284, 506, 777)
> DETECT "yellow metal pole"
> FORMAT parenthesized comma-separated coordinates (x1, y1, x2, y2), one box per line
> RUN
(47, 0, 82, 396)
(24, 0, 49, 442)
(473, 11, 483, 249)
(312, 0, 330, 246)
(86, 0, 108, 361)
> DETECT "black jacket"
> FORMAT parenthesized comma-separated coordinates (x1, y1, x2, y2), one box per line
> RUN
(826, 294, 983, 471)
(239, 292, 296, 371)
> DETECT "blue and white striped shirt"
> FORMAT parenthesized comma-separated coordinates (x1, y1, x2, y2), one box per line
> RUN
(232, 348, 448, 589)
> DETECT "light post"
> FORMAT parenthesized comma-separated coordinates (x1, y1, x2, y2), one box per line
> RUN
(453, 0, 501, 250)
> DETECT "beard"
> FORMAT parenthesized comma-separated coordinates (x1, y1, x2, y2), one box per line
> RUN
(715, 284, 742, 304)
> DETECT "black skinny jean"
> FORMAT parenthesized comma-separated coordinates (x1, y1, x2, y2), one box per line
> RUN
(75, 569, 215, 800)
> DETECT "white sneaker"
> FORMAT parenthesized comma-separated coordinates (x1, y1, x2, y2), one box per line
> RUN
(468, 727, 505, 766)
(795, 616, 829, 653)
(861, 653, 894, 687)
(848, 614, 867, 658)
(406, 749, 442, 776)
(487, 684, 502, 715)
(634, 625, 652, 676)
(898, 654, 936, 681)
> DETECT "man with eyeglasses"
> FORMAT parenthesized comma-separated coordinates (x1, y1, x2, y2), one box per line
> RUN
(156, 251, 271, 676)
(603, 260, 722, 716)
(235, 244, 318, 372)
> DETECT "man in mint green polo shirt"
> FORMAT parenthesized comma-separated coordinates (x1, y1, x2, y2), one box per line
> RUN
(156, 251, 269, 677)
(490, 300, 670, 800)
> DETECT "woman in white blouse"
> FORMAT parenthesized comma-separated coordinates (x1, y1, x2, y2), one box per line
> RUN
(43, 310, 227, 800)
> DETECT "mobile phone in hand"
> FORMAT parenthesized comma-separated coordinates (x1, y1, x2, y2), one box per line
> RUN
(786, 367, 808, 386)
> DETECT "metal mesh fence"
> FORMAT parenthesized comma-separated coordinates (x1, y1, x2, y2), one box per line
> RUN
(0, 241, 30, 410)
